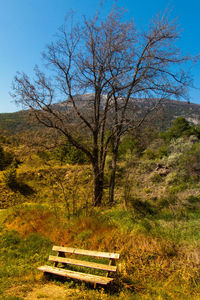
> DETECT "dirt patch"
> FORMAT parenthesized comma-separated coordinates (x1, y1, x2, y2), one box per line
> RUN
(24, 283, 79, 300)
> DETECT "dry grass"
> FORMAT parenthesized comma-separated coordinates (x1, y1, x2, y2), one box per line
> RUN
(2, 205, 200, 299)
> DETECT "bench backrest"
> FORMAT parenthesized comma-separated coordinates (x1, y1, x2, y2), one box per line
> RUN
(52, 246, 120, 259)
(50, 245, 120, 274)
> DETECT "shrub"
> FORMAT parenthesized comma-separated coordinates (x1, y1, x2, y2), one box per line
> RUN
(164, 117, 196, 141)
(157, 145, 168, 158)
(3, 165, 17, 188)
(143, 149, 157, 160)
(52, 143, 89, 164)
(0, 145, 14, 170)
(165, 138, 200, 182)
(118, 135, 138, 156)
(180, 143, 200, 181)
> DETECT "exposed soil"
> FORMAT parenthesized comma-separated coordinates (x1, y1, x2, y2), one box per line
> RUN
(24, 283, 78, 300)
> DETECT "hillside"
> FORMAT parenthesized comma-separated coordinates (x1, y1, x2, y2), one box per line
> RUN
(156, 99, 200, 128)
(0, 110, 41, 135)
(0, 116, 200, 299)
(0, 97, 200, 135)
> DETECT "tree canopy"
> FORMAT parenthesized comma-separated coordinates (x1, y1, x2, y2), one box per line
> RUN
(12, 7, 194, 206)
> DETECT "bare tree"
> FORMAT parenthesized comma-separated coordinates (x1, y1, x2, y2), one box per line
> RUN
(12, 8, 193, 206)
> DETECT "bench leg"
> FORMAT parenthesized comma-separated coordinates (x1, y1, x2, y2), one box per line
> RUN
(106, 258, 115, 277)
(54, 251, 66, 267)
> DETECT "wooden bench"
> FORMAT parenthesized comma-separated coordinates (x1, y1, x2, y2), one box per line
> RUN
(38, 245, 120, 287)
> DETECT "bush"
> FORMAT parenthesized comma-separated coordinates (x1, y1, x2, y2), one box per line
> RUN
(164, 117, 196, 141)
(181, 143, 200, 181)
(157, 145, 169, 158)
(0, 145, 13, 170)
(143, 149, 157, 160)
(3, 165, 17, 188)
(118, 135, 138, 156)
(52, 143, 89, 164)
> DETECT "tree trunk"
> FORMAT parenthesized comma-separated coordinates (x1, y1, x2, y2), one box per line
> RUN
(109, 149, 118, 205)
(93, 165, 104, 206)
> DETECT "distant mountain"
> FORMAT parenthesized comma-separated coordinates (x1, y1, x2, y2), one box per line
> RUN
(0, 97, 199, 135)
(131, 98, 200, 130)
(155, 98, 200, 125)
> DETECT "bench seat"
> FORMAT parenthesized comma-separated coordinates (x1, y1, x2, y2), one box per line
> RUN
(38, 265, 114, 285)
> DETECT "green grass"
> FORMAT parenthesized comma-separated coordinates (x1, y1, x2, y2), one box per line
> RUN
(0, 229, 52, 297)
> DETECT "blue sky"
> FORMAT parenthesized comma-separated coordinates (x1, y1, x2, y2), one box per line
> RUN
(0, 0, 200, 113)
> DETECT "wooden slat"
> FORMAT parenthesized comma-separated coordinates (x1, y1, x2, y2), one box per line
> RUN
(38, 265, 114, 285)
(49, 255, 117, 272)
(52, 246, 120, 259)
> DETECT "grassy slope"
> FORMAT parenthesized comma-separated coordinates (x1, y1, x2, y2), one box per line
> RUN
(0, 137, 200, 299)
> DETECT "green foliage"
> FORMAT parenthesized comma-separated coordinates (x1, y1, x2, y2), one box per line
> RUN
(0, 145, 13, 171)
(118, 135, 138, 156)
(120, 127, 158, 157)
(181, 143, 200, 181)
(163, 117, 197, 141)
(2, 165, 17, 188)
(142, 139, 168, 160)
(37, 150, 51, 161)
(157, 145, 169, 158)
(52, 143, 89, 164)
(143, 149, 157, 160)
(165, 140, 200, 183)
